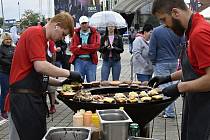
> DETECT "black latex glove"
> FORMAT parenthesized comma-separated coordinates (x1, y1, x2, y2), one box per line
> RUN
(148, 75, 172, 88)
(162, 83, 181, 98)
(68, 71, 83, 83)
(61, 78, 72, 85)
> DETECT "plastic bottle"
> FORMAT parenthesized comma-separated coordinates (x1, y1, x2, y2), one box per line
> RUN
(83, 111, 92, 127)
(92, 113, 100, 128)
(73, 113, 83, 127)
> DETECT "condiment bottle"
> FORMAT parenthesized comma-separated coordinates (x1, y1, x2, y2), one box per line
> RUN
(83, 111, 92, 127)
(73, 113, 83, 127)
(92, 113, 100, 128)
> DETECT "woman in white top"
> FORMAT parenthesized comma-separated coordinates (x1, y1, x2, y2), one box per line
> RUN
(132, 24, 153, 82)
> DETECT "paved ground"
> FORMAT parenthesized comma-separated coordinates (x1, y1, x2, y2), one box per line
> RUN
(0, 46, 183, 140)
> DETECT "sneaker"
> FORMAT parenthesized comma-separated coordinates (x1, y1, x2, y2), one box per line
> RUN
(49, 106, 56, 114)
(162, 114, 175, 118)
(1, 112, 8, 119)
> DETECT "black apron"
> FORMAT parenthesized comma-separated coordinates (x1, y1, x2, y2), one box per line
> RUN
(180, 44, 210, 140)
(10, 69, 49, 140)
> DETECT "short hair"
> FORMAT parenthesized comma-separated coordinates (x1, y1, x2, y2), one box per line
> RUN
(0, 32, 12, 45)
(143, 24, 153, 32)
(152, 0, 188, 15)
(50, 12, 74, 37)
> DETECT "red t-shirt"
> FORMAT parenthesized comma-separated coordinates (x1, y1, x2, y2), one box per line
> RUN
(10, 26, 47, 85)
(48, 40, 56, 53)
(187, 13, 210, 75)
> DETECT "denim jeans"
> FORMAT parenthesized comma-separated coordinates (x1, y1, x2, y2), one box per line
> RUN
(101, 59, 121, 81)
(153, 62, 178, 117)
(0, 72, 9, 113)
(136, 74, 151, 82)
(74, 58, 96, 83)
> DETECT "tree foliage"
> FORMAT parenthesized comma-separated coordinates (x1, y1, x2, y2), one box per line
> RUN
(20, 10, 41, 29)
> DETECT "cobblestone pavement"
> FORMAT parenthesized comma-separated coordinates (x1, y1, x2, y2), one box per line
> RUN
(0, 45, 182, 140)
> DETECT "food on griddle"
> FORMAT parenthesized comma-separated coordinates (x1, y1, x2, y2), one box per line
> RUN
(140, 96, 152, 102)
(73, 94, 80, 101)
(82, 83, 92, 89)
(100, 81, 110, 86)
(152, 95, 163, 100)
(114, 93, 127, 103)
(139, 91, 149, 97)
(148, 89, 159, 96)
(128, 92, 138, 103)
(119, 83, 129, 88)
(92, 95, 104, 102)
(130, 84, 139, 89)
(71, 84, 82, 91)
(62, 91, 76, 96)
(103, 97, 115, 103)
(110, 81, 121, 86)
(91, 81, 100, 87)
(73, 91, 93, 102)
(80, 95, 93, 102)
(128, 96, 138, 103)
(122, 80, 132, 85)
(62, 84, 72, 92)
(132, 81, 142, 85)
(154, 88, 162, 93)
(128, 92, 138, 98)
(114, 93, 126, 98)
(116, 97, 127, 103)
(62, 88, 76, 99)
(141, 81, 149, 86)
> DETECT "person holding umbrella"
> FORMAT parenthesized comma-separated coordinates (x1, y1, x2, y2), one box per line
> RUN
(149, 0, 210, 139)
(99, 24, 124, 81)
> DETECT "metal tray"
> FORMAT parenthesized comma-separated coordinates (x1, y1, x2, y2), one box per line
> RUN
(97, 109, 132, 123)
(42, 127, 91, 140)
(97, 109, 133, 140)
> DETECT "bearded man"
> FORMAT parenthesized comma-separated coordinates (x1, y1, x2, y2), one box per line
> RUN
(148, 0, 210, 139)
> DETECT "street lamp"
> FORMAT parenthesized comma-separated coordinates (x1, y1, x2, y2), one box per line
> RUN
(18, 1, 20, 21)
(0, 0, 5, 29)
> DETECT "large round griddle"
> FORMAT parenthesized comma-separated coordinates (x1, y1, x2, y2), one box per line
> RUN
(57, 87, 177, 127)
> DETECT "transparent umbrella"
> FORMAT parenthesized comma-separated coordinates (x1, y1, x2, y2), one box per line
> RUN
(89, 11, 127, 29)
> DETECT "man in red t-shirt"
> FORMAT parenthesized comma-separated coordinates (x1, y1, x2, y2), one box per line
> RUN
(8, 12, 83, 140)
(148, 0, 210, 140)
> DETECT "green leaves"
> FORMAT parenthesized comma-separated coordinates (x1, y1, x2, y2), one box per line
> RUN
(20, 10, 43, 29)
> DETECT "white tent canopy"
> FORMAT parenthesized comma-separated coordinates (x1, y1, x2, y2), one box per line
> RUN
(200, 7, 210, 19)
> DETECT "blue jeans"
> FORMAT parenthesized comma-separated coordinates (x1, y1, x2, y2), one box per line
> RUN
(74, 58, 96, 83)
(153, 62, 178, 117)
(101, 59, 121, 81)
(0, 72, 9, 113)
(136, 74, 151, 82)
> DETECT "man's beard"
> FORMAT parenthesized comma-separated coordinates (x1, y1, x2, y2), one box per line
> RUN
(171, 18, 185, 36)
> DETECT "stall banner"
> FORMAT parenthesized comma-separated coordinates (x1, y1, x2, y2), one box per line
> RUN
(54, 0, 101, 25)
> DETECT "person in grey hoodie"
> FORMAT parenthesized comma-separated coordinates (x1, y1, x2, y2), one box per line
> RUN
(132, 24, 153, 82)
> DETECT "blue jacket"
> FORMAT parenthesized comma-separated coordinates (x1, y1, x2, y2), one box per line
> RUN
(149, 25, 185, 64)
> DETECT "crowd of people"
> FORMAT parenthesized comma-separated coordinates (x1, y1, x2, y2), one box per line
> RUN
(0, 0, 210, 139)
